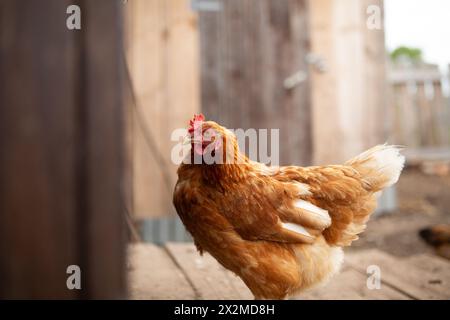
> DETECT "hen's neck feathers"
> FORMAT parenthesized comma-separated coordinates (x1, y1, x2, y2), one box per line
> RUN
(179, 146, 253, 189)
(201, 162, 251, 185)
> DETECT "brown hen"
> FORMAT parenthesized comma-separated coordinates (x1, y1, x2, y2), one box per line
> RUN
(173, 115, 405, 299)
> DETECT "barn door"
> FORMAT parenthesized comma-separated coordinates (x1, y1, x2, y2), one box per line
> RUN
(198, 0, 312, 166)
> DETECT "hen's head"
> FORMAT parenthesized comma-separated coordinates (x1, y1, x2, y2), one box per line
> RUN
(186, 114, 240, 164)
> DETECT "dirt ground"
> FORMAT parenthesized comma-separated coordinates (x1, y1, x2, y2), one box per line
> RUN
(350, 167, 450, 257)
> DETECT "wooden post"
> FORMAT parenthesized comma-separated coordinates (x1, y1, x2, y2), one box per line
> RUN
(309, 0, 387, 164)
(125, 0, 200, 219)
(199, 0, 313, 166)
(0, 0, 126, 298)
(309, 0, 397, 214)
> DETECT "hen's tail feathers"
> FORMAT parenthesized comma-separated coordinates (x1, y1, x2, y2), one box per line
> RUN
(346, 144, 405, 192)
(324, 145, 405, 247)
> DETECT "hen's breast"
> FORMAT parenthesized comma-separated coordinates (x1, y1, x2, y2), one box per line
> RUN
(199, 231, 342, 299)
(290, 237, 344, 294)
(200, 234, 301, 299)
(174, 165, 344, 299)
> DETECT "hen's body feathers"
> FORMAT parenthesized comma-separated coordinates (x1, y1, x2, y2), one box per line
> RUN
(174, 121, 405, 299)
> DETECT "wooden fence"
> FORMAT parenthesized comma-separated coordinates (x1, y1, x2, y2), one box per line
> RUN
(388, 67, 450, 149)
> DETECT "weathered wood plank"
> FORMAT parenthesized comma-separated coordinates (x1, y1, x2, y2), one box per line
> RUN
(391, 83, 421, 148)
(389, 71, 450, 150)
(129, 244, 448, 300)
(0, 0, 79, 299)
(128, 244, 196, 300)
(403, 147, 450, 164)
(125, 0, 200, 219)
(0, 0, 126, 299)
(389, 68, 442, 84)
(80, 0, 127, 299)
(432, 82, 450, 146)
(309, 0, 386, 164)
(301, 268, 409, 300)
(404, 254, 450, 286)
(165, 243, 253, 300)
(200, 0, 312, 166)
(346, 249, 450, 300)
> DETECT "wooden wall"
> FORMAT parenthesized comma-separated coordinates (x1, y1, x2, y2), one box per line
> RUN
(125, 0, 200, 219)
(199, 0, 313, 166)
(309, 0, 387, 164)
(127, 0, 391, 222)
(0, 0, 126, 299)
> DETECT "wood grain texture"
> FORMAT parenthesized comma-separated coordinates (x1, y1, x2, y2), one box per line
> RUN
(308, 0, 386, 164)
(125, 0, 200, 219)
(199, 0, 312, 166)
(165, 243, 253, 300)
(405, 254, 450, 286)
(127, 244, 448, 300)
(128, 244, 196, 299)
(0, 0, 79, 299)
(78, 0, 126, 299)
(0, 0, 126, 298)
(388, 67, 449, 149)
(346, 249, 450, 300)
(301, 268, 409, 300)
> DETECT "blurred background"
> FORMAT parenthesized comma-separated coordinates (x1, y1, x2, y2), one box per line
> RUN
(127, 0, 450, 251)
(0, 0, 449, 299)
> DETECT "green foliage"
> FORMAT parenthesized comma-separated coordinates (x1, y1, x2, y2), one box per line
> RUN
(390, 46, 423, 64)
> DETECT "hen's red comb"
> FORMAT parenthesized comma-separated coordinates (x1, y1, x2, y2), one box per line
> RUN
(188, 113, 205, 133)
